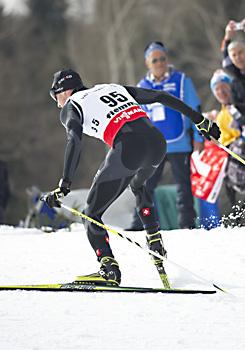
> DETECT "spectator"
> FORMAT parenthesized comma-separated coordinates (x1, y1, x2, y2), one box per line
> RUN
(209, 69, 244, 224)
(209, 69, 241, 145)
(0, 160, 10, 224)
(126, 41, 204, 231)
(221, 19, 245, 121)
(191, 69, 241, 229)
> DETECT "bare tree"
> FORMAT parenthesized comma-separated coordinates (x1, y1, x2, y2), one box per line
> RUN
(1, 0, 245, 223)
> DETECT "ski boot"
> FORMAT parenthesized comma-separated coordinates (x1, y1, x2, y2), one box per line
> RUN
(146, 231, 171, 289)
(74, 256, 121, 286)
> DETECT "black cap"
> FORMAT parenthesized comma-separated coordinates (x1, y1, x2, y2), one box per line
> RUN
(50, 68, 84, 101)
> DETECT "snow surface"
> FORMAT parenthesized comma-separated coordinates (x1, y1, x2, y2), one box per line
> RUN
(0, 223, 245, 350)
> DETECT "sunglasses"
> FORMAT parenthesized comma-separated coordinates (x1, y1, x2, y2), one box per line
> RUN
(151, 56, 167, 64)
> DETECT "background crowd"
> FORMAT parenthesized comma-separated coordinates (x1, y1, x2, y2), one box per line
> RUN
(0, 0, 244, 228)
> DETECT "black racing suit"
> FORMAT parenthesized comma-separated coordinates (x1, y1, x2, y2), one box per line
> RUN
(60, 86, 204, 260)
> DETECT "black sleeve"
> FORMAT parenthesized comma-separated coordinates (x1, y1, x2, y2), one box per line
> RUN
(235, 103, 245, 117)
(231, 83, 245, 120)
(124, 85, 204, 124)
(233, 103, 245, 125)
(60, 101, 83, 184)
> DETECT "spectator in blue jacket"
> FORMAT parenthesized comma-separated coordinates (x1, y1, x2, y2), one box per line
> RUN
(126, 41, 204, 230)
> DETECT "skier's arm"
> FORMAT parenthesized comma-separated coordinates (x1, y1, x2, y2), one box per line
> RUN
(124, 85, 221, 140)
(124, 85, 204, 124)
(43, 100, 83, 209)
(59, 100, 83, 185)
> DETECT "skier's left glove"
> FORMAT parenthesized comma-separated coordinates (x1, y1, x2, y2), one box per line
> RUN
(44, 179, 71, 208)
(195, 117, 221, 141)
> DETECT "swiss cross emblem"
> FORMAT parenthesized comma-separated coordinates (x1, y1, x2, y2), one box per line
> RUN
(142, 208, 151, 216)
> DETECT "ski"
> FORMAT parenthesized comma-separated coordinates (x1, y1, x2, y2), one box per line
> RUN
(0, 283, 216, 294)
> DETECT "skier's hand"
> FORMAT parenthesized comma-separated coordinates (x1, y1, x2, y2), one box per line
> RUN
(195, 117, 221, 141)
(43, 179, 71, 208)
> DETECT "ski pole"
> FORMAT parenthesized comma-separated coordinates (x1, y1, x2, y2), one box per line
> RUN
(60, 202, 230, 294)
(211, 137, 245, 166)
(60, 203, 164, 260)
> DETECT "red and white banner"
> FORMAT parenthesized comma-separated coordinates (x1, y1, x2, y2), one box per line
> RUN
(191, 141, 228, 203)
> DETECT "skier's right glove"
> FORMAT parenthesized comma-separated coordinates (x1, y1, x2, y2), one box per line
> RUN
(43, 179, 71, 208)
(195, 117, 221, 141)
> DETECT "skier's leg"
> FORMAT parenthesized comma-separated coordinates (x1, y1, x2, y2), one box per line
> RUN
(130, 167, 159, 233)
(126, 159, 165, 231)
(84, 146, 135, 261)
(76, 143, 136, 285)
(128, 126, 168, 275)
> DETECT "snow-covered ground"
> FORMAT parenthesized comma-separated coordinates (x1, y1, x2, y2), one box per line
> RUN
(0, 223, 245, 350)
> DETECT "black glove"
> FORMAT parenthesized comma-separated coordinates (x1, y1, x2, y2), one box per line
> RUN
(196, 117, 221, 141)
(43, 179, 71, 208)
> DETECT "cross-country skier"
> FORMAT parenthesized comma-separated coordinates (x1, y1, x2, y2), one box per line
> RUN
(44, 68, 221, 286)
